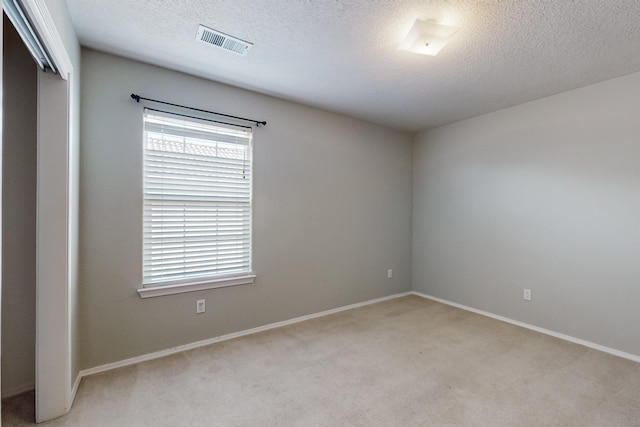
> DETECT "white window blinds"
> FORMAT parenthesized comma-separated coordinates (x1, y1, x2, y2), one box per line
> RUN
(143, 110, 253, 286)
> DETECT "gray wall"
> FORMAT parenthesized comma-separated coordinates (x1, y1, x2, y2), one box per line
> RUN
(1, 15, 37, 397)
(413, 70, 640, 356)
(79, 49, 413, 369)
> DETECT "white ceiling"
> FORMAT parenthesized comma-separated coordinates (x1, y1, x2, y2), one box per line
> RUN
(65, 0, 640, 132)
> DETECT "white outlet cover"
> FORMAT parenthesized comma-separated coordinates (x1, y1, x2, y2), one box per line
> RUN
(196, 299, 206, 313)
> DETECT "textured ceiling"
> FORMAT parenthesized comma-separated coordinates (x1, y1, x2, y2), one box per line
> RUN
(65, 0, 640, 132)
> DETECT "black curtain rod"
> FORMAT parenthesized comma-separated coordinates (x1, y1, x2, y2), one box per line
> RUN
(143, 107, 253, 130)
(131, 94, 267, 127)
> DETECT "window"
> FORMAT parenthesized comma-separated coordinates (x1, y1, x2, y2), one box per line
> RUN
(139, 109, 254, 297)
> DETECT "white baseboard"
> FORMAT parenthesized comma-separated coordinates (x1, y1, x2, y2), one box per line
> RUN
(412, 291, 640, 363)
(80, 291, 413, 378)
(70, 373, 81, 405)
(1, 381, 35, 400)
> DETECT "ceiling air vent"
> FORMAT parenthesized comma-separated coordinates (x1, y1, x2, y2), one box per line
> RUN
(196, 25, 252, 56)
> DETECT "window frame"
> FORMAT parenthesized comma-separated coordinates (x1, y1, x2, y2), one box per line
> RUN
(137, 109, 256, 298)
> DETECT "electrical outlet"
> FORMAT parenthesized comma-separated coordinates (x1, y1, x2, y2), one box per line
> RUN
(196, 299, 206, 314)
(387, 269, 393, 279)
(523, 289, 532, 301)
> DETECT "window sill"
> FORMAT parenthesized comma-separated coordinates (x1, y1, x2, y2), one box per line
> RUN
(137, 274, 256, 299)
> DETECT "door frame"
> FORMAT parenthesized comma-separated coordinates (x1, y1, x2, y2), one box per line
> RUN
(0, 5, 4, 424)
(6, 0, 75, 422)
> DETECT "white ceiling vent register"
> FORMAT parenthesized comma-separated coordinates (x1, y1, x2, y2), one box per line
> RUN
(196, 25, 252, 56)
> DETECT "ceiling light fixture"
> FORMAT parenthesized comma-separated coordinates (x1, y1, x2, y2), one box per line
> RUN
(398, 19, 460, 56)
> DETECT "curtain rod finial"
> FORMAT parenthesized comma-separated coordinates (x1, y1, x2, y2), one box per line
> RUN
(131, 94, 141, 102)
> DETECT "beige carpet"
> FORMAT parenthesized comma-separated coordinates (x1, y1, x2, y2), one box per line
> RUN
(3, 295, 640, 426)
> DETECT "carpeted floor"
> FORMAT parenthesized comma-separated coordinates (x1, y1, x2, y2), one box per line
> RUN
(3, 295, 640, 426)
